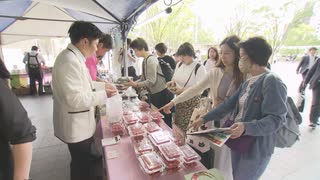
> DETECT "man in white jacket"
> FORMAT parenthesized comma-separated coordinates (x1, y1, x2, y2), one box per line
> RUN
(52, 21, 116, 180)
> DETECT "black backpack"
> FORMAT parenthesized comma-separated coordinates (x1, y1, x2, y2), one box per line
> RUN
(158, 58, 174, 82)
(178, 62, 201, 76)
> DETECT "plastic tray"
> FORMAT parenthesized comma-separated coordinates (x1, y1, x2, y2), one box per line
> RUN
(133, 138, 154, 155)
(159, 142, 181, 161)
(128, 123, 146, 136)
(179, 145, 201, 163)
(138, 152, 165, 174)
(148, 131, 170, 146)
(111, 122, 125, 135)
(136, 112, 152, 124)
(145, 122, 161, 133)
(123, 114, 139, 125)
(149, 111, 164, 120)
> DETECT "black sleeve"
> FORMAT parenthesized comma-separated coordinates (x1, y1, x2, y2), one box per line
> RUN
(305, 60, 319, 85)
(0, 59, 10, 79)
(0, 81, 36, 145)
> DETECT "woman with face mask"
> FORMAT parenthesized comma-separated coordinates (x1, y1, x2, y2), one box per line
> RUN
(160, 36, 244, 177)
(189, 37, 288, 180)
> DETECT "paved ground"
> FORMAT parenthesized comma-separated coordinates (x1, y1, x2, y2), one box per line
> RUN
(20, 61, 319, 180)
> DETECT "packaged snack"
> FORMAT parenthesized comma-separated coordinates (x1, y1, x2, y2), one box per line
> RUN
(123, 110, 133, 115)
(159, 142, 181, 161)
(123, 114, 139, 125)
(111, 122, 125, 135)
(179, 145, 201, 163)
(136, 112, 151, 124)
(160, 154, 181, 169)
(149, 111, 164, 120)
(149, 131, 170, 146)
(128, 123, 145, 136)
(145, 122, 161, 133)
(133, 138, 153, 155)
(138, 152, 164, 174)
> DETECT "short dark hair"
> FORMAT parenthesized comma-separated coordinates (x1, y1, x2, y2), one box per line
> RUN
(207, 47, 219, 61)
(68, 21, 103, 44)
(239, 37, 272, 66)
(31, 46, 38, 51)
(130, 38, 149, 51)
(309, 47, 318, 51)
(176, 42, 196, 58)
(155, 43, 168, 54)
(99, 34, 113, 49)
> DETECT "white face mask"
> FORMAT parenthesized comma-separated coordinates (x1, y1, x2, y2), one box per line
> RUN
(239, 57, 252, 73)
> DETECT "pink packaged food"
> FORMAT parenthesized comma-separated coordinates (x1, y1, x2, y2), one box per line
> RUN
(139, 101, 150, 108)
(128, 123, 145, 136)
(123, 110, 133, 115)
(133, 139, 153, 155)
(136, 112, 151, 124)
(111, 122, 125, 135)
(180, 145, 201, 163)
(149, 111, 164, 120)
(139, 152, 164, 173)
(159, 142, 181, 161)
(161, 154, 181, 169)
(145, 122, 161, 133)
(123, 114, 139, 125)
(149, 131, 170, 146)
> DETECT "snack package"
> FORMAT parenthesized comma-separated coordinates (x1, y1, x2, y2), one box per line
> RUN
(111, 122, 125, 136)
(145, 122, 161, 133)
(138, 152, 164, 174)
(133, 138, 153, 155)
(159, 142, 181, 161)
(123, 114, 139, 125)
(149, 131, 170, 146)
(179, 145, 201, 163)
(149, 111, 164, 120)
(136, 112, 152, 124)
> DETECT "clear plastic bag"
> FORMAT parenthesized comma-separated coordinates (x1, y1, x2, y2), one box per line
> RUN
(106, 94, 123, 123)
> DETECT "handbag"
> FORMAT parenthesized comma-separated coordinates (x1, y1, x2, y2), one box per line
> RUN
(222, 119, 255, 153)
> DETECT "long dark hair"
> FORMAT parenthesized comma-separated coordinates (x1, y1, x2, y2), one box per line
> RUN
(218, 35, 243, 88)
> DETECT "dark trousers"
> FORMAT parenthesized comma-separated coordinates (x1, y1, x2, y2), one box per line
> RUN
(298, 70, 309, 93)
(310, 86, 320, 124)
(121, 66, 138, 80)
(29, 72, 43, 95)
(67, 137, 103, 180)
(150, 88, 173, 128)
(191, 147, 215, 169)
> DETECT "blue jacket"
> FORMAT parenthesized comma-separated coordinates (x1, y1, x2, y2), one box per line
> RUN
(203, 71, 287, 158)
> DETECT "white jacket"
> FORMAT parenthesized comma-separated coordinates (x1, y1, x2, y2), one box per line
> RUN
(52, 44, 106, 143)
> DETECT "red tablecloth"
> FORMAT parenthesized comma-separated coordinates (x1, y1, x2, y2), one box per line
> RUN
(100, 116, 207, 180)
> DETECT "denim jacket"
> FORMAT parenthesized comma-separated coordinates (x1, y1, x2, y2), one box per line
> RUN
(203, 71, 287, 158)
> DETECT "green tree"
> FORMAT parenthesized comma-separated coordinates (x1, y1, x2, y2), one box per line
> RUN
(284, 24, 320, 46)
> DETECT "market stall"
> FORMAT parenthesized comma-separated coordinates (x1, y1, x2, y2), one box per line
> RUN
(99, 95, 207, 179)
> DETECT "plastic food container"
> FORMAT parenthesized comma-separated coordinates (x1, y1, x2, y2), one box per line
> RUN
(136, 112, 152, 124)
(149, 111, 164, 120)
(145, 122, 161, 133)
(128, 123, 146, 136)
(148, 131, 170, 146)
(111, 122, 125, 136)
(160, 154, 181, 169)
(138, 152, 164, 175)
(123, 114, 139, 125)
(159, 142, 181, 161)
(179, 145, 201, 164)
(123, 110, 133, 115)
(133, 138, 154, 155)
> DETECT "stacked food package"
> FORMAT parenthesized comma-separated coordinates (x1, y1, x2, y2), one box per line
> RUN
(111, 99, 201, 175)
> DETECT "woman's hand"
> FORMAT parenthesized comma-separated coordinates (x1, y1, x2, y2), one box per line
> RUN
(173, 87, 184, 95)
(166, 81, 176, 87)
(187, 118, 205, 131)
(124, 79, 138, 88)
(224, 122, 245, 139)
(159, 101, 174, 114)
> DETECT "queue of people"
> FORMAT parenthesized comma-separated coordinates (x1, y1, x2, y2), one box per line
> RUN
(1, 20, 318, 180)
